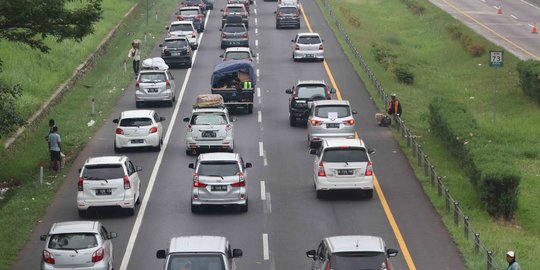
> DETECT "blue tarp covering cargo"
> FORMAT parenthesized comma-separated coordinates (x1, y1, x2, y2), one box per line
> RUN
(210, 60, 256, 87)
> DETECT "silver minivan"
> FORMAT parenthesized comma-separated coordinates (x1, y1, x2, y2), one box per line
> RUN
(307, 100, 357, 148)
(183, 106, 235, 155)
(135, 70, 176, 107)
(189, 153, 251, 213)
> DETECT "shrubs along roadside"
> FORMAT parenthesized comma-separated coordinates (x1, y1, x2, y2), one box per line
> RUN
(370, 42, 415, 84)
(517, 60, 540, 103)
(428, 97, 520, 219)
(445, 23, 486, 57)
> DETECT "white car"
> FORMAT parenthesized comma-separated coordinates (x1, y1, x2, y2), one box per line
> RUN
(77, 156, 142, 217)
(292, 32, 324, 61)
(220, 47, 255, 61)
(310, 138, 375, 198)
(183, 105, 235, 155)
(113, 110, 165, 152)
(166, 21, 199, 49)
(307, 100, 357, 148)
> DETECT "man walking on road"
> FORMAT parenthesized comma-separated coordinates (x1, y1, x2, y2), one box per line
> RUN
(387, 93, 402, 117)
(127, 40, 141, 77)
(506, 251, 521, 270)
(48, 126, 62, 172)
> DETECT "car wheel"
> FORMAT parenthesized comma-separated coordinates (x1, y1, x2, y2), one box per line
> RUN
(136, 194, 141, 205)
(155, 138, 162, 151)
(186, 149, 192, 156)
(316, 190, 325, 199)
(114, 142, 121, 153)
(187, 61, 192, 68)
(191, 204, 199, 213)
(240, 200, 248, 212)
(276, 24, 279, 29)
(247, 104, 253, 114)
(78, 209, 87, 218)
(221, 44, 225, 49)
(309, 141, 319, 149)
(135, 101, 143, 108)
(127, 207, 135, 216)
(365, 189, 374, 199)
(168, 99, 174, 107)
(289, 116, 296, 126)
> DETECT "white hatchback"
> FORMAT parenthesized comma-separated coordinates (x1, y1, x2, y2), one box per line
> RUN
(77, 156, 142, 217)
(113, 110, 165, 152)
(166, 21, 199, 49)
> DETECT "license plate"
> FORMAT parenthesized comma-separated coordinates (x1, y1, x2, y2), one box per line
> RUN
(131, 139, 144, 143)
(326, 123, 339, 128)
(96, 189, 112, 195)
(171, 52, 181, 56)
(211, 185, 227, 191)
(202, 131, 216, 138)
(148, 88, 158, 93)
(338, 169, 354, 175)
(306, 54, 314, 58)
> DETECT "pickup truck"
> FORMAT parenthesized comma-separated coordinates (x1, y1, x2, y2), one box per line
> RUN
(211, 60, 256, 113)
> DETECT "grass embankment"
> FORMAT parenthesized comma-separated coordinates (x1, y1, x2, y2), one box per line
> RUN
(316, 0, 539, 268)
(0, 0, 180, 268)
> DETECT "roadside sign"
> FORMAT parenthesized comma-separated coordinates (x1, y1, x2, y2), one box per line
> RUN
(489, 50, 503, 67)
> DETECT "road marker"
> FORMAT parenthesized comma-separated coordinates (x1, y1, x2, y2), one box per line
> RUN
(257, 87, 261, 97)
(262, 233, 269, 260)
(258, 110, 262, 122)
(259, 142, 264, 156)
(261, 181, 266, 200)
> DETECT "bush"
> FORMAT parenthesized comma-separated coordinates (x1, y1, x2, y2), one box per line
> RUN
(467, 43, 486, 57)
(459, 33, 472, 48)
(445, 24, 463, 40)
(516, 60, 540, 103)
(371, 42, 397, 66)
(400, 0, 425, 15)
(394, 64, 414, 84)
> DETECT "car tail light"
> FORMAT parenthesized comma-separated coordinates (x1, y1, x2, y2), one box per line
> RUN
(238, 172, 245, 181)
(231, 181, 245, 187)
(115, 128, 124, 135)
(195, 14, 203, 19)
(123, 175, 131, 189)
(319, 44, 324, 50)
(186, 124, 192, 132)
(149, 126, 158, 133)
(277, 12, 284, 17)
(166, 80, 171, 90)
(225, 124, 232, 131)
(43, 250, 55, 264)
(295, 44, 300, 50)
(177, 15, 184, 20)
(198, 3, 204, 7)
(365, 161, 373, 176)
(193, 174, 208, 188)
(192, 30, 196, 38)
(135, 81, 140, 90)
(221, 32, 226, 38)
(243, 32, 248, 38)
(344, 119, 355, 125)
(317, 162, 326, 177)
(325, 261, 331, 270)
(92, 247, 104, 263)
(310, 120, 322, 126)
(78, 177, 84, 191)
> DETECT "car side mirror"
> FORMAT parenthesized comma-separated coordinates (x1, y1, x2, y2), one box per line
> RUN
(112, 119, 119, 124)
(291, 39, 295, 42)
(285, 89, 292, 94)
(306, 250, 316, 259)
(330, 88, 336, 93)
(159, 44, 163, 47)
(352, 110, 357, 115)
(387, 248, 398, 257)
(160, 116, 166, 122)
(220, 9, 224, 11)
(245, 162, 252, 168)
(183, 117, 190, 122)
(109, 232, 118, 239)
(219, 54, 224, 58)
(40, 235, 47, 241)
(136, 166, 143, 172)
(231, 117, 237, 122)
(368, 148, 376, 155)
(232, 249, 243, 258)
(78, 168, 82, 173)
(165, 26, 169, 30)
(188, 163, 195, 169)
(156, 250, 167, 259)
(309, 149, 318, 155)
(273, 11, 277, 14)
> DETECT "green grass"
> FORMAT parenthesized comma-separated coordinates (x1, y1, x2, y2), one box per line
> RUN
(0, 0, 180, 268)
(315, 0, 540, 268)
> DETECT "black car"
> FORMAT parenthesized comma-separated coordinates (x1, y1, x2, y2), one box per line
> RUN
(159, 37, 193, 68)
(275, 5, 300, 29)
(285, 80, 335, 126)
(182, 0, 207, 15)
(203, 0, 214, 10)
(221, 4, 249, 28)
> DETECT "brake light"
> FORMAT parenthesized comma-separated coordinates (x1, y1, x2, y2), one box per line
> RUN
(115, 128, 124, 135)
(195, 14, 203, 19)
(231, 181, 245, 187)
(135, 81, 140, 90)
(243, 32, 248, 38)
(295, 44, 300, 50)
(318, 162, 326, 177)
(193, 173, 208, 187)
(92, 247, 104, 263)
(176, 15, 184, 20)
(166, 80, 171, 90)
(123, 175, 131, 189)
(192, 31, 196, 38)
(238, 172, 245, 181)
(310, 120, 322, 126)
(365, 161, 373, 176)
(149, 126, 158, 133)
(319, 44, 324, 50)
(325, 261, 331, 270)
(78, 177, 84, 191)
(198, 3, 204, 7)
(43, 250, 55, 264)
(221, 32, 226, 38)
(225, 124, 232, 131)
(277, 12, 284, 17)
(186, 124, 192, 132)
(344, 119, 355, 125)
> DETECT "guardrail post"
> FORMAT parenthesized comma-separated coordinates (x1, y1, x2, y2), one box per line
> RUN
(411, 137, 416, 157)
(464, 216, 469, 239)
(445, 188, 450, 213)
(401, 122, 406, 138)
(474, 233, 480, 253)
(487, 251, 493, 270)
(424, 155, 429, 176)
(437, 176, 442, 196)
(454, 202, 460, 226)
(417, 145, 422, 167)
(430, 165, 435, 187)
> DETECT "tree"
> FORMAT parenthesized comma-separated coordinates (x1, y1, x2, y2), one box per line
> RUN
(0, 0, 103, 138)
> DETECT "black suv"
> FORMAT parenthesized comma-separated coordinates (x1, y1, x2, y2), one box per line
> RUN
(275, 5, 300, 29)
(285, 80, 335, 126)
(159, 37, 193, 68)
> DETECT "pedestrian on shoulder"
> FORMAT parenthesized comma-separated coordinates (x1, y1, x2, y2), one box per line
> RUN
(45, 119, 56, 141)
(127, 40, 141, 77)
(387, 93, 402, 117)
(506, 251, 521, 270)
(48, 126, 62, 172)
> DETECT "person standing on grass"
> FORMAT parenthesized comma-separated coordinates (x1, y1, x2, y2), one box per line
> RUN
(506, 251, 521, 270)
(127, 40, 141, 77)
(44, 119, 56, 141)
(387, 93, 402, 117)
(48, 126, 62, 172)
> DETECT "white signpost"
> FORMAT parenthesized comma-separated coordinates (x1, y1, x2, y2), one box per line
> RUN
(489, 50, 503, 124)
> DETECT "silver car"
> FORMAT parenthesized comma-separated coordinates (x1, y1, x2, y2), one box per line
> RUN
(183, 106, 235, 155)
(40, 221, 117, 270)
(189, 152, 251, 213)
(113, 110, 165, 152)
(135, 70, 176, 107)
(307, 100, 357, 148)
(292, 32, 324, 61)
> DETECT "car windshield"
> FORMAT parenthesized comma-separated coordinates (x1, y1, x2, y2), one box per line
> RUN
(48, 233, 98, 250)
(225, 51, 250, 60)
(170, 24, 193, 32)
(227, 7, 244, 13)
(322, 148, 369, 162)
(198, 161, 240, 176)
(330, 252, 387, 270)
(314, 105, 351, 118)
(120, 117, 153, 127)
(165, 39, 189, 48)
(179, 9, 199, 16)
(185, 0, 202, 5)
(278, 7, 298, 14)
(139, 73, 166, 83)
(192, 113, 227, 125)
(223, 25, 245, 33)
(168, 254, 225, 270)
(82, 164, 124, 180)
(296, 85, 326, 99)
(297, 35, 321, 44)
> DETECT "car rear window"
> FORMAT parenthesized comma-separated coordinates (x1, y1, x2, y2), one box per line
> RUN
(314, 105, 351, 118)
(140, 72, 166, 83)
(330, 252, 386, 269)
(278, 7, 298, 14)
(168, 254, 225, 270)
(225, 51, 250, 60)
(48, 233, 98, 250)
(170, 24, 193, 32)
(297, 36, 321, 44)
(198, 161, 240, 176)
(179, 10, 199, 16)
(227, 7, 244, 13)
(165, 39, 189, 48)
(120, 117, 153, 127)
(82, 164, 124, 180)
(185, 0, 202, 5)
(296, 85, 326, 99)
(223, 25, 246, 32)
(321, 148, 369, 162)
(192, 113, 227, 125)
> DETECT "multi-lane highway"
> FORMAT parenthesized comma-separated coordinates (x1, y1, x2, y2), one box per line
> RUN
(13, 0, 466, 269)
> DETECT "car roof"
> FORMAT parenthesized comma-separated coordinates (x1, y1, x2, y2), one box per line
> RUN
(49, 221, 100, 234)
(226, 3, 245, 8)
(180, 6, 201, 10)
(312, 100, 350, 106)
(325, 235, 386, 253)
(199, 152, 239, 161)
(85, 156, 127, 165)
(298, 32, 321, 36)
(278, 4, 299, 8)
(225, 47, 251, 52)
(297, 79, 326, 85)
(164, 36, 189, 42)
(120, 109, 155, 118)
(192, 107, 228, 113)
(323, 138, 365, 148)
(223, 23, 246, 28)
(170, 20, 194, 26)
(169, 236, 228, 253)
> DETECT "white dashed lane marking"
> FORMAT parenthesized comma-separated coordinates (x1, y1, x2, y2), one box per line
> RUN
(262, 233, 269, 260)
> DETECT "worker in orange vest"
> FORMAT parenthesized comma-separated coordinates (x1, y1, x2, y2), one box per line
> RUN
(387, 93, 402, 117)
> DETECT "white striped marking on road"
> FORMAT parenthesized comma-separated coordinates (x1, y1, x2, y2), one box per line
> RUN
(259, 142, 264, 156)
(255, 18, 258, 26)
(529, 23, 534, 28)
(480, 0, 486, 3)
(256, 68, 260, 78)
(520, 0, 540, 9)
(254, 8, 257, 15)
(264, 193, 272, 213)
(255, 28, 258, 35)
(262, 233, 270, 260)
(256, 53, 260, 64)
(511, 14, 518, 20)
(257, 87, 261, 97)
(118, 11, 212, 270)
(492, 5, 499, 9)
(255, 39, 259, 48)
(260, 180, 266, 200)
(258, 110, 262, 122)
(263, 151, 268, 166)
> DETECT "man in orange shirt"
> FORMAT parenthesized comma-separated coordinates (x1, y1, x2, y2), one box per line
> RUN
(387, 93, 402, 117)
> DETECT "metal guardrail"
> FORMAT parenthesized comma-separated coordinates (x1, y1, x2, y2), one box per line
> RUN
(318, 0, 504, 268)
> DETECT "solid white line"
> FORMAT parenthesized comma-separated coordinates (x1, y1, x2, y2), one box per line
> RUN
(257, 87, 261, 97)
(262, 233, 269, 260)
(259, 142, 264, 156)
(260, 181, 266, 200)
(520, 0, 540, 9)
(256, 68, 260, 78)
(258, 110, 262, 122)
(118, 11, 211, 270)
(255, 39, 259, 48)
(528, 23, 534, 28)
(511, 14, 518, 20)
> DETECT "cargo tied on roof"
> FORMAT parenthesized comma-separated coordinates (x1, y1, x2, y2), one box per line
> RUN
(195, 94, 225, 108)
(141, 57, 169, 71)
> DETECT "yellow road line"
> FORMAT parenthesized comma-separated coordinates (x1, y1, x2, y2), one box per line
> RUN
(300, 4, 417, 269)
(440, 0, 539, 60)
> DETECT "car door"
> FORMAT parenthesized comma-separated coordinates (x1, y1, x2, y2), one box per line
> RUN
(100, 225, 113, 267)
(154, 112, 164, 139)
(127, 160, 141, 198)
(311, 241, 328, 270)
(167, 71, 176, 98)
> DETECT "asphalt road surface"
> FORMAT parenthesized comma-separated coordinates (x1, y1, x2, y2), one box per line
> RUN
(12, 0, 466, 269)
